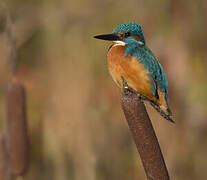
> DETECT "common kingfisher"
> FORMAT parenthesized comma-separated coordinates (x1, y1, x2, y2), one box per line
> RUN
(94, 22, 174, 123)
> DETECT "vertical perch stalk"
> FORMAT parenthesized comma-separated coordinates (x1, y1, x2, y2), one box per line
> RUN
(4, 10, 28, 178)
(6, 79, 28, 176)
(121, 91, 170, 180)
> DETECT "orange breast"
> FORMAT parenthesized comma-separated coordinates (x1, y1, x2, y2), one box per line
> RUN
(107, 44, 156, 102)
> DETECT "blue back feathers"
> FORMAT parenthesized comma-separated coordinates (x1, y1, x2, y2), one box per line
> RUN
(113, 23, 169, 104)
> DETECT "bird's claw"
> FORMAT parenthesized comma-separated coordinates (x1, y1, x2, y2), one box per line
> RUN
(121, 76, 130, 95)
(121, 76, 143, 101)
(121, 76, 128, 88)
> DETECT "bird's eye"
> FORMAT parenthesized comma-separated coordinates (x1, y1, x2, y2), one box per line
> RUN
(124, 32, 131, 37)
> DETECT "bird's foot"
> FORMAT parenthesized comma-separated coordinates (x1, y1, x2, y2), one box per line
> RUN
(136, 93, 145, 102)
(121, 76, 131, 96)
(121, 76, 144, 102)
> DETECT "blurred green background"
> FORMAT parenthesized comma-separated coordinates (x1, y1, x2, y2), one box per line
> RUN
(0, 0, 207, 179)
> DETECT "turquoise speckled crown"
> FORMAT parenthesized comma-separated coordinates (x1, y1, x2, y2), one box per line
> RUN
(113, 22, 145, 44)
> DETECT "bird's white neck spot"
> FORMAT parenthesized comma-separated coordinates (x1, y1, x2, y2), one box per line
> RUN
(113, 41, 126, 47)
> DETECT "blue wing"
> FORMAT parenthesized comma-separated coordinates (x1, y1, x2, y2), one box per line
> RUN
(125, 43, 169, 104)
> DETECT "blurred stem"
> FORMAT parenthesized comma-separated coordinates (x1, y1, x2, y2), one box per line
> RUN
(7, 79, 28, 176)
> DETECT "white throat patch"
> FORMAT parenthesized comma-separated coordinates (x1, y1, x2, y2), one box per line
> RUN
(113, 41, 126, 47)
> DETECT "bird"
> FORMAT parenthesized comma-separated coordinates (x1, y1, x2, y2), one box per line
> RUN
(94, 22, 174, 123)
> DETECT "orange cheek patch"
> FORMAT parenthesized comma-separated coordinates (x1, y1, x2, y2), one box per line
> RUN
(128, 35, 141, 41)
(117, 32, 124, 37)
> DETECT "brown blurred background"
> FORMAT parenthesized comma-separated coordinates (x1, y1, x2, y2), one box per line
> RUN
(0, 0, 207, 179)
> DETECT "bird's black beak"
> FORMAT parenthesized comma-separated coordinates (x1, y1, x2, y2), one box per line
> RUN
(94, 34, 120, 41)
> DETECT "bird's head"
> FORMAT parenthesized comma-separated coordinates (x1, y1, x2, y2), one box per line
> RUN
(94, 22, 145, 47)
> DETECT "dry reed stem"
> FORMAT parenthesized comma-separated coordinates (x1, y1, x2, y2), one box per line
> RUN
(6, 78, 28, 176)
(121, 90, 170, 180)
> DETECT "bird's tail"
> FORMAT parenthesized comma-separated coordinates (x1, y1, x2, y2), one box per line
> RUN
(150, 102, 174, 123)
(132, 90, 175, 123)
